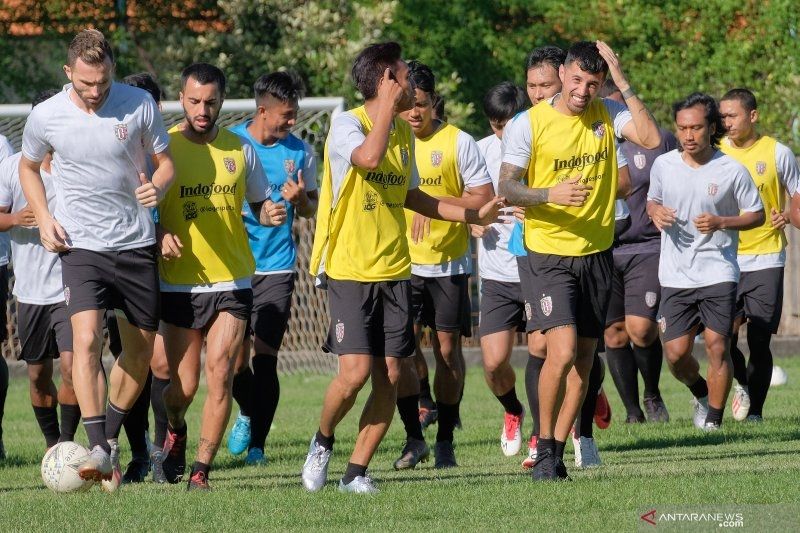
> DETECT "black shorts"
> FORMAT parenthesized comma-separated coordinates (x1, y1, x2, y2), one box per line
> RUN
(0, 265, 8, 343)
(60, 246, 160, 331)
(736, 267, 783, 334)
(323, 278, 414, 358)
(17, 302, 73, 363)
(479, 279, 526, 337)
(410, 273, 472, 337)
(161, 289, 253, 330)
(250, 273, 295, 351)
(658, 282, 737, 342)
(524, 249, 613, 339)
(606, 252, 661, 326)
(516, 256, 536, 333)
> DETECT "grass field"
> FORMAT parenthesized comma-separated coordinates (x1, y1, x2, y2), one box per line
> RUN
(1, 355, 799, 532)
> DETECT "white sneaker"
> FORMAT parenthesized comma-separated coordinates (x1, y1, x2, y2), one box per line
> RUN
(500, 409, 524, 457)
(521, 435, 537, 470)
(338, 474, 379, 494)
(571, 430, 582, 467)
(78, 444, 113, 482)
(576, 436, 601, 468)
(701, 421, 720, 432)
(731, 385, 750, 421)
(692, 396, 709, 429)
(301, 436, 332, 492)
(101, 439, 122, 492)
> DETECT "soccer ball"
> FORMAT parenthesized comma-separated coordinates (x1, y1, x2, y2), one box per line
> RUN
(771, 366, 788, 387)
(41, 441, 94, 493)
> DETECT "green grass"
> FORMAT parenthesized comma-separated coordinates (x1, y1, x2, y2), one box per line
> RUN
(1, 357, 800, 532)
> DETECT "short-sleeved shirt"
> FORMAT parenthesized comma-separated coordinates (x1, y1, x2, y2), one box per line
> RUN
(21, 83, 169, 251)
(0, 134, 13, 160)
(0, 153, 63, 304)
(0, 135, 15, 264)
(647, 149, 763, 289)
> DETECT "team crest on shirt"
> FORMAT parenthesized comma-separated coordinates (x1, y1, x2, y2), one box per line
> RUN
(755, 161, 767, 176)
(591, 121, 606, 139)
(658, 315, 666, 333)
(634, 152, 647, 170)
(400, 147, 409, 167)
(335, 321, 345, 343)
(284, 159, 296, 175)
(430, 150, 443, 168)
(223, 157, 237, 174)
(707, 183, 719, 196)
(114, 124, 128, 141)
(645, 291, 657, 308)
(540, 295, 553, 317)
(63, 287, 70, 306)
(525, 302, 533, 321)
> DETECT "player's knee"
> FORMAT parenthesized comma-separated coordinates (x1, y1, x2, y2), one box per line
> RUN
(339, 368, 370, 396)
(628, 323, 658, 347)
(704, 335, 727, 361)
(27, 365, 50, 390)
(72, 327, 103, 355)
(604, 322, 629, 348)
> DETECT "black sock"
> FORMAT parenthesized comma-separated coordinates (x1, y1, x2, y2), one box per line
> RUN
(706, 405, 724, 426)
(688, 377, 709, 400)
(633, 339, 663, 398)
(746, 325, 773, 417)
(537, 437, 555, 456)
(170, 421, 188, 436)
(606, 345, 644, 419)
(59, 403, 81, 442)
(397, 394, 424, 441)
(83, 415, 110, 452)
(419, 376, 435, 409)
(555, 439, 566, 459)
(341, 462, 367, 484)
(730, 333, 748, 386)
(250, 355, 280, 450)
(105, 401, 129, 441)
(151, 377, 169, 449)
(436, 402, 458, 443)
(232, 367, 254, 418)
(124, 372, 151, 457)
(315, 429, 334, 450)
(525, 355, 545, 437)
(496, 386, 524, 416)
(578, 353, 604, 438)
(0, 355, 7, 442)
(191, 461, 210, 477)
(33, 405, 61, 447)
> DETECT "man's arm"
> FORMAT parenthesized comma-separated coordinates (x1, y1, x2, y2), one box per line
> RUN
(693, 209, 764, 234)
(350, 69, 404, 170)
(497, 162, 591, 207)
(19, 155, 69, 251)
(405, 188, 502, 225)
(250, 199, 287, 227)
(0, 205, 36, 231)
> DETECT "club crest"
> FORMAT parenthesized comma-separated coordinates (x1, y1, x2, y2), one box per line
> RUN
(223, 157, 236, 174)
(114, 123, 128, 141)
(755, 161, 766, 176)
(63, 287, 70, 306)
(540, 295, 553, 317)
(400, 147, 409, 167)
(525, 302, 532, 321)
(284, 159, 296, 175)
(645, 291, 657, 308)
(707, 183, 719, 196)
(634, 152, 647, 170)
(430, 150, 443, 168)
(335, 321, 345, 343)
(658, 316, 667, 333)
(591, 121, 605, 139)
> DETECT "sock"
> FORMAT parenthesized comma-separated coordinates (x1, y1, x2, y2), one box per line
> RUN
(151, 377, 169, 449)
(495, 386, 524, 416)
(688, 377, 709, 400)
(33, 405, 61, 447)
(190, 461, 210, 477)
(606, 345, 644, 419)
(341, 462, 367, 484)
(633, 339, 664, 398)
(105, 402, 129, 441)
(249, 355, 280, 450)
(730, 333, 748, 386)
(59, 403, 81, 442)
(525, 355, 544, 437)
(124, 372, 151, 457)
(0, 355, 7, 442)
(536, 436, 555, 456)
(436, 402, 458, 443)
(232, 367, 254, 418)
(746, 325, 773, 417)
(706, 405, 724, 426)
(170, 421, 188, 436)
(419, 376, 435, 409)
(578, 353, 604, 438)
(83, 415, 110, 452)
(315, 429, 334, 450)
(554, 439, 566, 459)
(397, 394, 424, 441)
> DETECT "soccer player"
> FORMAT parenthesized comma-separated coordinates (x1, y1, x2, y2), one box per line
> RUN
(0, 132, 11, 460)
(500, 41, 660, 480)
(647, 92, 764, 430)
(719, 88, 800, 422)
(226, 70, 319, 464)
(601, 79, 678, 424)
(303, 42, 501, 494)
(0, 134, 11, 159)
(393, 60, 493, 470)
(19, 29, 174, 491)
(157, 63, 283, 490)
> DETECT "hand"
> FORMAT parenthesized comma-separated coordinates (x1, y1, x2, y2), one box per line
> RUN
(411, 212, 431, 244)
(262, 199, 288, 226)
(157, 226, 183, 260)
(470, 224, 486, 238)
(281, 169, 308, 208)
(693, 212, 722, 234)
(13, 206, 37, 228)
(513, 206, 526, 223)
(377, 68, 406, 110)
(135, 173, 162, 208)
(38, 215, 70, 252)
(547, 176, 592, 206)
(770, 208, 788, 230)
(596, 41, 631, 92)
(476, 196, 506, 226)
(650, 204, 677, 231)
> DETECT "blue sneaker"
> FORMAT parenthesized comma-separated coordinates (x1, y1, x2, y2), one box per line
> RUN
(245, 447, 266, 465)
(227, 413, 251, 455)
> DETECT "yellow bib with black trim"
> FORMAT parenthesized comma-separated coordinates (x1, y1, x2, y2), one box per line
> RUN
(309, 106, 414, 282)
(524, 98, 617, 256)
(404, 123, 469, 265)
(720, 135, 785, 255)
(159, 126, 255, 285)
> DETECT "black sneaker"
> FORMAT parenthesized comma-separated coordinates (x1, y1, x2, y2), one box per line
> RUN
(625, 413, 646, 424)
(433, 441, 457, 469)
(122, 455, 151, 484)
(555, 457, 572, 481)
(187, 470, 211, 491)
(643, 395, 670, 423)
(419, 406, 439, 430)
(531, 448, 556, 481)
(162, 427, 187, 484)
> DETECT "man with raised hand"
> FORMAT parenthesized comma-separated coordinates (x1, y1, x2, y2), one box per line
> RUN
(19, 29, 174, 491)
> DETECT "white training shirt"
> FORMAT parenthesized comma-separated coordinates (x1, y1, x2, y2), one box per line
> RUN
(0, 134, 14, 266)
(21, 82, 169, 251)
(0, 153, 63, 304)
(648, 149, 763, 289)
(0, 134, 13, 160)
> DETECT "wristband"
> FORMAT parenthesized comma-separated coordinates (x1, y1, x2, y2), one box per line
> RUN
(621, 87, 636, 100)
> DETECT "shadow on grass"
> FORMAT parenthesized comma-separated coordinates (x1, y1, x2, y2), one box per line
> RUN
(600, 426, 800, 453)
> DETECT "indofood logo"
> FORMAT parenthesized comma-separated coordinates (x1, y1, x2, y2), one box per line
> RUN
(420, 176, 442, 187)
(179, 182, 238, 199)
(553, 147, 608, 172)
(365, 171, 407, 189)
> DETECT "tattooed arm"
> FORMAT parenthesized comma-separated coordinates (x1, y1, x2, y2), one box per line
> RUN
(497, 162, 592, 207)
